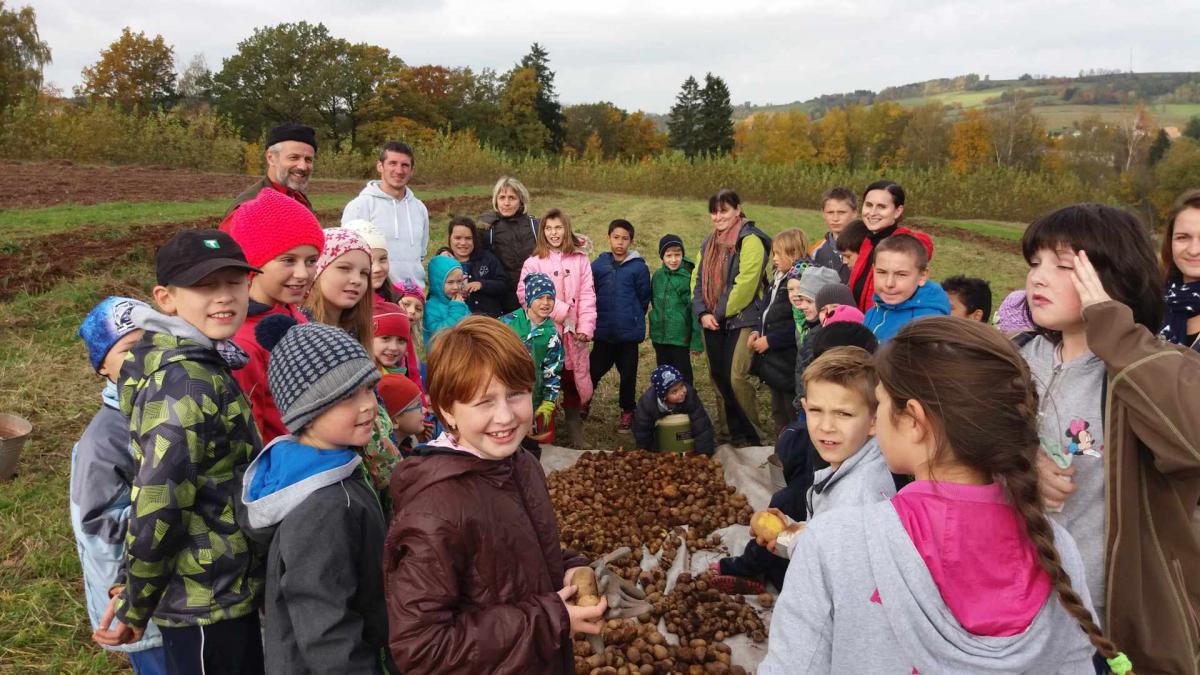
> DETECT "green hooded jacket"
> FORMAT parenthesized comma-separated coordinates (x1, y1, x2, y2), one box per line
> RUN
(113, 313, 263, 628)
(649, 258, 704, 352)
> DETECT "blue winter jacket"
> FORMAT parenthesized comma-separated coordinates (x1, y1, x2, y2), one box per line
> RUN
(592, 250, 652, 343)
(864, 280, 952, 342)
(424, 255, 471, 344)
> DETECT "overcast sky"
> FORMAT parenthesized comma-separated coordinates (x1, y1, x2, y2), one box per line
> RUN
(25, 0, 1200, 114)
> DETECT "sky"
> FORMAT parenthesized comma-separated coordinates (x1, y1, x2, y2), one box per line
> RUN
(24, 0, 1200, 114)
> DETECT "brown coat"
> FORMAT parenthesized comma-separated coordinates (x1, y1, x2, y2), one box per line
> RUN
(1085, 301, 1200, 674)
(384, 446, 588, 674)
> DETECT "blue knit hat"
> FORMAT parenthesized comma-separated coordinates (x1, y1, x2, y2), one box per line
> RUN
(78, 296, 151, 372)
(651, 364, 685, 400)
(523, 272, 556, 305)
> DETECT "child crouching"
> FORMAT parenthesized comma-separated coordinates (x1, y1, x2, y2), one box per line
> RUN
(632, 364, 715, 456)
(385, 316, 605, 674)
(241, 317, 396, 673)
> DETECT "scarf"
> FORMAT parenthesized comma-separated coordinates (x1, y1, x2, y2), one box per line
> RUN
(1160, 279, 1200, 345)
(701, 218, 745, 314)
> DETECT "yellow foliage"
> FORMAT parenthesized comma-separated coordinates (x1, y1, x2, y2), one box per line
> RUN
(734, 110, 816, 164)
(950, 110, 993, 173)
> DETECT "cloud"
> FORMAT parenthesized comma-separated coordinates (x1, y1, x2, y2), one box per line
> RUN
(25, 0, 1200, 113)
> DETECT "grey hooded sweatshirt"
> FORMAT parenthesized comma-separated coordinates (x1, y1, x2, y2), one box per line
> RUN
(1020, 335, 1107, 620)
(241, 435, 395, 674)
(342, 181, 430, 288)
(806, 437, 896, 520)
(760, 502, 1097, 674)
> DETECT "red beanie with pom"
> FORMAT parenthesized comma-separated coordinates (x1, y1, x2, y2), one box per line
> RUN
(228, 189, 325, 269)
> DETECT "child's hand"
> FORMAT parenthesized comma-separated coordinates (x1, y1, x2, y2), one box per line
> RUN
(746, 331, 759, 348)
(92, 594, 143, 646)
(758, 521, 805, 555)
(574, 333, 591, 343)
(1071, 251, 1113, 312)
(700, 315, 719, 331)
(557, 585, 607, 635)
(751, 507, 791, 548)
(1036, 452, 1077, 510)
(752, 336, 770, 353)
(465, 281, 482, 294)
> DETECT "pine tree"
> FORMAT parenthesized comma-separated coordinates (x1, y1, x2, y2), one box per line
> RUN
(1147, 128, 1171, 165)
(697, 73, 734, 156)
(518, 43, 565, 153)
(668, 76, 702, 158)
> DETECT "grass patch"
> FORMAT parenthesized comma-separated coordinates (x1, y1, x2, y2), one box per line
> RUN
(0, 186, 1030, 672)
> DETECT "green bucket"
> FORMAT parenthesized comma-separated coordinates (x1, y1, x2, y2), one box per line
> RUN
(654, 413, 694, 454)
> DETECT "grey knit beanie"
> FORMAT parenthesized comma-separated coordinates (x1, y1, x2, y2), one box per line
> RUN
(798, 266, 841, 300)
(814, 282, 855, 311)
(257, 315, 381, 435)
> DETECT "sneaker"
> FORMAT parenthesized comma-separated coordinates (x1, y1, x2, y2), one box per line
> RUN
(709, 573, 766, 596)
(617, 410, 634, 434)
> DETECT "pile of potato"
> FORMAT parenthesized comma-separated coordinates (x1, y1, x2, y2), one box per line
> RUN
(548, 449, 753, 560)
(574, 619, 750, 675)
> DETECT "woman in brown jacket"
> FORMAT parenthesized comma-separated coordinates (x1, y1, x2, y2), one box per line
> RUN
(385, 317, 604, 674)
(1024, 204, 1200, 674)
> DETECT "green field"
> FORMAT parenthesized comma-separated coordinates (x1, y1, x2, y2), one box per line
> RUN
(0, 184, 1030, 672)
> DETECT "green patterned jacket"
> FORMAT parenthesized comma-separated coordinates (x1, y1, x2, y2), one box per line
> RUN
(114, 328, 264, 628)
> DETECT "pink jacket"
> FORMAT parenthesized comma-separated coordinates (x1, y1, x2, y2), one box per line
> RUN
(519, 249, 597, 403)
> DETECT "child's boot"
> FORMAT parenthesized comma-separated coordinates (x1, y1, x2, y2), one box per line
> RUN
(564, 408, 589, 449)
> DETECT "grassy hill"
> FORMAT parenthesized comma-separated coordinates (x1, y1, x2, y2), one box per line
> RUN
(734, 71, 1200, 131)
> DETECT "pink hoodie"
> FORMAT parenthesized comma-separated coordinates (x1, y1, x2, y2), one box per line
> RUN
(518, 248, 597, 403)
(891, 480, 1053, 637)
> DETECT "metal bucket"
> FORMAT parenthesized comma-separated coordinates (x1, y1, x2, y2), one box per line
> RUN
(0, 413, 33, 481)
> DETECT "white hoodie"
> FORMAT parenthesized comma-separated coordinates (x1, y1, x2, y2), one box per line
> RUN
(342, 181, 430, 288)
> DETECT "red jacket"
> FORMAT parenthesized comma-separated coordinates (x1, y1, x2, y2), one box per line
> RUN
(385, 446, 588, 674)
(847, 225, 934, 312)
(231, 301, 308, 443)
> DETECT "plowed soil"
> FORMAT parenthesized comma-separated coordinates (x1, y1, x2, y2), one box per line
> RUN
(0, 195, 491, 302)
(0, 160, 363, 209)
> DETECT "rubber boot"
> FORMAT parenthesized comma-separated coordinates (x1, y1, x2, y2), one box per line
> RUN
(564, 408, 589, 449)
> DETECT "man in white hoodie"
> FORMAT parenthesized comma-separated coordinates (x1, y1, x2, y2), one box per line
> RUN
(341, 141, 430, 289)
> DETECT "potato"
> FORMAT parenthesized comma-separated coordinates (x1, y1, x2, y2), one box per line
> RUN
(750, 511, 785, 539)
(573, 567, 601, 606)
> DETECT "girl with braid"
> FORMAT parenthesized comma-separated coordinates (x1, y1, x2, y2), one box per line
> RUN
(761, 317, 1131, 675)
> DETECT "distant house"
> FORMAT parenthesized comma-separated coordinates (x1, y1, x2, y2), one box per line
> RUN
(1164, 126, 1182, 140)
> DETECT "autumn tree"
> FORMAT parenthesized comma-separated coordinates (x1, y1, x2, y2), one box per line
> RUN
(949, 110, 993, 173)
(0, 1, 51, 112)
(860, 101, 908, 167)
(314, 41, 400, 148)
(734, 110, 816, 164)
(668, 76, 702, 157)
(498, 67, 550, 154)
(897, 103, 950, 168)
(1154, 137, 1200, 215)
(175, 53, 213, 113)
(696, 73, 734, 155)
(77, 28, 175, 112)
(1058, 115, 1121, 183)
(617, 111, 667, 159)
(986, 94, 1045, 169)
(564, 102, 624, 158)
(518, 43, 564, 153)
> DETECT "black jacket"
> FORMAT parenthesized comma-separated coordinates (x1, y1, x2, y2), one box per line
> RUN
(436, 248, 510, 318)
(631, 385, 715, 455)
(478, 210, 538, 313)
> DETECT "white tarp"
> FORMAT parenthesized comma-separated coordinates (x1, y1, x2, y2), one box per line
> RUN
(541, 443, 779, 672)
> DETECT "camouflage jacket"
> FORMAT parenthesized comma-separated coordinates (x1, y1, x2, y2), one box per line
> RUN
(114, 324, 264, 628)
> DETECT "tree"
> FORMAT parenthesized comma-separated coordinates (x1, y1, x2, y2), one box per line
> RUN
(518, 43, 564, 153)
(77, 28, 175, 112)
(949, 110, 993, 173)
(564, 102, 624, 158)
(861, 101, 909, 167)
(213, 22, 338, 141)
(0, 1, 51, 112)
(315, 41, 400, 148)
(667, 76, 702, 157)
(616, 111, 666, 159)
(1154, 137, 1200, 215)
(897, 103, 950, 168)
(696, 73, 734, 155)
(985, 95, 1045, 169)
(176, 53, 213, 113)
(733, 110, 816, 164)
(497, 67, 550, 154)
(1147, 128, 1171, 165)
(1184, 115, 1200, 141)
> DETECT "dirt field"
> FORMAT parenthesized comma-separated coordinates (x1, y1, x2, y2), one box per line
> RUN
(0, 160, 365, 209)
(0, 195, 492, 302)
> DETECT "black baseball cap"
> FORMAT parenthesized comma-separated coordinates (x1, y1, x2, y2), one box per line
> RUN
(155, 229, 261, 286)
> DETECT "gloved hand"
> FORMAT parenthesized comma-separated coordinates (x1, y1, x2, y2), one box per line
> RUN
(535, 400, 556, 430)
(590, 547, 652, 619)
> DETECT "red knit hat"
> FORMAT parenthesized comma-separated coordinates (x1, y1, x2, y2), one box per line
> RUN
(228, 189, 325, 269)
(379, 373, 422, 418)
(373, 301, 410, 340)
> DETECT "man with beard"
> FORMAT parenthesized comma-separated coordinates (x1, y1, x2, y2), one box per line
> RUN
(223, 123, 317, 225)
(341, 141, 430, 289)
